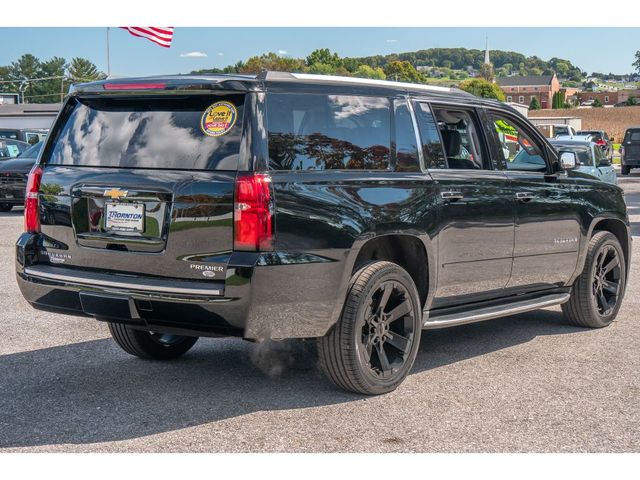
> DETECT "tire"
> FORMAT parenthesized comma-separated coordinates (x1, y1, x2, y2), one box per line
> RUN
(108, 322, 198, 360)
(318, 261, 422, 395)
(621, 165, 630, 175)
(562, 231, 626, 328)
(0, 203, 12, 212)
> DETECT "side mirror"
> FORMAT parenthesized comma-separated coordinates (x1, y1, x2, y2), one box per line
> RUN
(599, 157, 611, 167)
(560, 151, 578, 170)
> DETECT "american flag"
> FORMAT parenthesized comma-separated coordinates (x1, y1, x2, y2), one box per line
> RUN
(120, 27, 174, 48)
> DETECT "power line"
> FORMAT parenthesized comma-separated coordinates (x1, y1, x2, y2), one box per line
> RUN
(0, 75, 65, 84)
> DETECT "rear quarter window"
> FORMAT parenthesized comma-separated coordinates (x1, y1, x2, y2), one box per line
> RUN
(46, 94, 245, 170)
(266, 93, 391, 170)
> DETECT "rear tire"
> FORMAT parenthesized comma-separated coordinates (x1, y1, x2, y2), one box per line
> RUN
(562, 231, 626, 328)
(108, 322, 198, 360)
(621, 165, 630, 175)
(0, 203, 12, 212)
(317, 261, 422, 395)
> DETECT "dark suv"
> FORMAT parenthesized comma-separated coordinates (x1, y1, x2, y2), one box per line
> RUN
(621, 127, 640, 175)
(16, 73, 631, 395)
(577, 130, 614, 161)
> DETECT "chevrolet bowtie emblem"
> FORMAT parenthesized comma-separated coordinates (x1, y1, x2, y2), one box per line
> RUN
(103, 188, 128, 199)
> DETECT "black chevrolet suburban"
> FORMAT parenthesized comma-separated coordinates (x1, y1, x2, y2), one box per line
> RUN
(16, 73, 631, 395)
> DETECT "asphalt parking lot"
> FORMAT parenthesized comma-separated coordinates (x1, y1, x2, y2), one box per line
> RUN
(1, 176, 639, 453)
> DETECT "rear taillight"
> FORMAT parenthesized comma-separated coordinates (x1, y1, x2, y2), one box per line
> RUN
(24, 165, 43, 233)
(234, 173, 273, 251)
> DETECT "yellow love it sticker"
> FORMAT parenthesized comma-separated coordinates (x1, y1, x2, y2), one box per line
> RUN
(201, 101, 238, 137)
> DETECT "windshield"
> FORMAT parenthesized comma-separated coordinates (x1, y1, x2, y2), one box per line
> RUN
(47, 95, 245, 170)
(552, 144, 593, 166)
(18, 141, 43, 159)
(0, 140, 28, 159)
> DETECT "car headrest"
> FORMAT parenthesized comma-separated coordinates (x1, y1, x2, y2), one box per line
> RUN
(441, 130, 462, 157)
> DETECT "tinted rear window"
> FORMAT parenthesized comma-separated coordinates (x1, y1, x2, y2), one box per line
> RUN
(47, 95, 244, 170)
(266, 93, 391, 170)
(626, 130, 640, 141)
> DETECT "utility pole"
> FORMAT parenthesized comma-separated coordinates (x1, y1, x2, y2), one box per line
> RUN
(106, 27, 111, 78)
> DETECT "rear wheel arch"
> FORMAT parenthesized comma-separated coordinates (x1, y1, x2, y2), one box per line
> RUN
(350, 234, 434, 310)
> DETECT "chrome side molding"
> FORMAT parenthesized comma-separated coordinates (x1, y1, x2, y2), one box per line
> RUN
(422, 293, 570, 329)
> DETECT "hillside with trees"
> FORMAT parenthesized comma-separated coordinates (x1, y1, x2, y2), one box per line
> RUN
(192, 47, 586, 84)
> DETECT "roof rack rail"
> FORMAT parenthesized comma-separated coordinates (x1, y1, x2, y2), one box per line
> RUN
(291, 73, 452, 92)
(255, 71, 296, 81)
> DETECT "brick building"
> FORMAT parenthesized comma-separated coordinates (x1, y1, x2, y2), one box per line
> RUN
(576, 91, 619, 106)
(497, 74, 561, 109)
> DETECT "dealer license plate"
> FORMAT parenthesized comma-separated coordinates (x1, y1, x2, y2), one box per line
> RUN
(105, 202, 145, 233)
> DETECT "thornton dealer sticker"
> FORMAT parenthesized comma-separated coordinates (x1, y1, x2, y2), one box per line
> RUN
(200, 101, 238, 137)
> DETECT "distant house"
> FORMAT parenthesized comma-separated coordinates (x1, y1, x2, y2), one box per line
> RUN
(576, 91, 619, 106)
(497, 74, 560, 109)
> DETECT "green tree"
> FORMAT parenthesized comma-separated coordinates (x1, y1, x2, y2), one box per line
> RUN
(459, 78, 505, 101)
(383, 61, 424, 83)
(479, 62, 494, 82)
(552, 90, 566, 109)
(529, 96, 541, 110)
(353, 64, 386, 80)
(627, 96, 638, 106)
(593, 98, 604, 107)
(239, 52, 305, 74)
(634, 51, 640, 74)
(307, 62, 337, 75)
(306, 48, 342, 69)
(67, 57, 102, 83)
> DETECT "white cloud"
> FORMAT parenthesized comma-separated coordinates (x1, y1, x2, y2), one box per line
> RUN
(217, 52, 224, 56)
(278, 49, 288, 55)
(386, 39, 398, 43)
(179, 51, 208, 58)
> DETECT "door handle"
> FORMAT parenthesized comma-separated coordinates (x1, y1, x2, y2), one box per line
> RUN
(440, 190, 464, 201)
(515, 192, 536, 202)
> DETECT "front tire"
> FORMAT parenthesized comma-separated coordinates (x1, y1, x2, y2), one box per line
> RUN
(318, 261, 422, 395)
(562, 231, 626, 328)
(108, 322, 198, 360)
(0, 203, 12, 212)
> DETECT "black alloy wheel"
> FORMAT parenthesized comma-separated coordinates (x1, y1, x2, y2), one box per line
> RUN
(562, 231, 626, 328)
(318, 261, 422, 395)
(358, 280, 416, 381)
(591, 244, 622, 316)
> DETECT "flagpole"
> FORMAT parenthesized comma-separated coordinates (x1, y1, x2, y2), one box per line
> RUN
(106, 27, 111, 78)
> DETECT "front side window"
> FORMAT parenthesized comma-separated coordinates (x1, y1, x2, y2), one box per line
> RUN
(488, 112, 547, 172)
(266, 93, 390, 171)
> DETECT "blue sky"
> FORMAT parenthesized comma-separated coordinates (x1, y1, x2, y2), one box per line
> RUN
(0, 27, 638, 77)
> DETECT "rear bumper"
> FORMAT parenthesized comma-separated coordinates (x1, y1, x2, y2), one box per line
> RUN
(16, 233, 347, 340)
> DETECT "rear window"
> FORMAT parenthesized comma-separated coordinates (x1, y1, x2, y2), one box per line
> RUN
(626, 130, 640, 141)
(0, 130, 18, 140)
(266, 93, 391, 170)
(47, 95, 245, 170)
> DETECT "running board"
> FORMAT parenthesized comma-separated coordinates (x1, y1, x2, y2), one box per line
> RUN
(422, 293, 570, 329)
